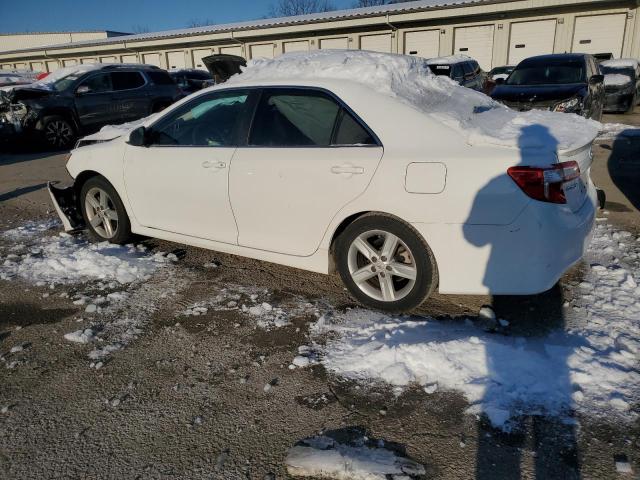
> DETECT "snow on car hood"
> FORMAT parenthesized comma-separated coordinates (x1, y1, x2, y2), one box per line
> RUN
(229, 50, 600, 152)
(79, 113, 160, 144)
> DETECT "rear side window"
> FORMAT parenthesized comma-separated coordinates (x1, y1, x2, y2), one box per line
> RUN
(111, 71, 145, 90)
(146, 70, 175, 85)
(249, 89, 340, 147)
(78, 73, 112, 93)
(334, 110, 376, 146)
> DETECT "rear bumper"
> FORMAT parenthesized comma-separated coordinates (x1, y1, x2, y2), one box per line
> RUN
(47, 181, 84, 232)
(412, 184, 598, 295)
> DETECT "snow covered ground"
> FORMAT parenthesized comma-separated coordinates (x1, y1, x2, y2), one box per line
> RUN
(310, 221, 640, 430)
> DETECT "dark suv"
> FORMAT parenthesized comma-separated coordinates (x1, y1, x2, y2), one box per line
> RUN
(169, 69, 214, 96)
(490, 53, 604, 120)
(0, 64, 180, 149)
(425, 56, 490, 92)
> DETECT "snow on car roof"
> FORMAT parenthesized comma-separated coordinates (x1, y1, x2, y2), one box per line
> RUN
(424, 54, 472, 65)
(601, 58, 639, 69)
(229, 50, 600, 152)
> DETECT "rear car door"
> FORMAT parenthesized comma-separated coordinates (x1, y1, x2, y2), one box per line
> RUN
(229, 87, 383, 256)
(123, 88, 255, 244)
(74, 72, 115, 130)
(109, 71, 149, 122)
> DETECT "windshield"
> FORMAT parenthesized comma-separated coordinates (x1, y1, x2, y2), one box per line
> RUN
(506, 62, 585, 85)
(600, 66, 634, 79)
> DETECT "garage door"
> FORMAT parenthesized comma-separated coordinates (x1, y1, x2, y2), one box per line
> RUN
(143, 53, 162, 67)
(14, 63, 27, 69)
(167, 51, 186, 69)
(250, 43, 275, 59)
(404, 30, 440, 58)
(30, 61, 44, 71)
(46, 60, 59, 72)
(192, 48, 212, 69)
(454, 25, 494, 70)
(81, 58, 97, 64)
(100, 56, 118, 64)
(508, 19, 557, 65)
(572, 14, 626, 58)
(360, 33, 392, 53)
(63, 59, 77, 67)
(320, 37, 349, 49)
(283, 40, 309, 53)
(220, 45, 243, 56)
(121, 54, 138, 63)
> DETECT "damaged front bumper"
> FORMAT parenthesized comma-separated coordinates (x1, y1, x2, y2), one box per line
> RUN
(47, 181, 85, 232)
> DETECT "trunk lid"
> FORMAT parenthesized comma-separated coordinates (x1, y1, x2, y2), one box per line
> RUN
(558, 141, 594, 212)
(202, 54, 247, 83)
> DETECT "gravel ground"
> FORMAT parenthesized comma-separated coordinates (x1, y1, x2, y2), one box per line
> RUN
(0, 113, 639, 479)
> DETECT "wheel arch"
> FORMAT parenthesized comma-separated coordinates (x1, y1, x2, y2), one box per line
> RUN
(327, 210, 439, 281)
(73, 170, 134, 222)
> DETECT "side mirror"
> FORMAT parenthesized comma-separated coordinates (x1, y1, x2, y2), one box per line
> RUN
(128, 126, 148, 147)
(589, 74, 604, 85)
(76, 85, 90, 95)
(495, 77, 505, 85)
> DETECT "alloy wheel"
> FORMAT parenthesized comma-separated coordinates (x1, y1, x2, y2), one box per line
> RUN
(45, 120, 73, 148)
(84, 187, 119, 239)
(347, 229, 417, 302)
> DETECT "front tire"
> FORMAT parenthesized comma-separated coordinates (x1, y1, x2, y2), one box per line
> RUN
(80, 176, 132, 244)
(335, 214, 437, 313)
(41, 115, 76, 150)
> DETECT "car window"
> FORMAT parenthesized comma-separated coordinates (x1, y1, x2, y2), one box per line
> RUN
(249, 89, 341, 147)
(111, 71, 145, 90)
(146, 70, 175, 85)
(451, 64, 465, 80)
(462, 62, 475, 76)
(506, 62, 586, 85)
(78, 73, 112, 94)
(333, 110, 376, 146)
(148, 90, 251, 147)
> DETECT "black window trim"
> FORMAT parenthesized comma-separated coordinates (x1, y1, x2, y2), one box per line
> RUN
(76, 69, 149, 95)
(144, 85, 382, 149)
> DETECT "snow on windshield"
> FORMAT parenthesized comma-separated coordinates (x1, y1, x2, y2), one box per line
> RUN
(604, 73, 632, 87)
(31, 64, 103, 90)
(229, 50, 600, 152)
(601, 58, 639, 70)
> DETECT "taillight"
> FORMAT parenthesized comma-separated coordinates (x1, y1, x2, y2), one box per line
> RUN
(507, 161, 580, 204)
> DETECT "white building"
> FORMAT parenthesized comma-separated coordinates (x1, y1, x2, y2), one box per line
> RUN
(0, 0, 637, 72)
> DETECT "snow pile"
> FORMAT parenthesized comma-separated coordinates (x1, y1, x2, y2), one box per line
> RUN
(424, 54, 470, 65)
(285, 435, 425, 479)
(2, 220, 60, 240)
(601, 58, 639, 69)
(1, 228, 173, 285)
(229, 50, 600, 151)
(604, 74, 632, 87)
(314, 222, 640, 429)
(64, 328, 96, 344)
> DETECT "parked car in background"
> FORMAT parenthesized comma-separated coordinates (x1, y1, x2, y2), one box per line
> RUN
(490, 53, 604, 120)
(48, 51, 599, 313)
(600, 58, 640, 113)
(169, 68, 214, 96)
(0, 63, 181, 149)
(425, 55, 490, 92)
(488, 65, 514, 81)
(593, 53, 614, 64)
(0, 72, 32, 91)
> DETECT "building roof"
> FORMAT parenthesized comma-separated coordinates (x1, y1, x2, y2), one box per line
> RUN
(0, 0, 492, 54)
(0, 30, 129, 37)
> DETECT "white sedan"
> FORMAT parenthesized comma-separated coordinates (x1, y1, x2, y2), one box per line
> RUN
(49, 51, 599, 312)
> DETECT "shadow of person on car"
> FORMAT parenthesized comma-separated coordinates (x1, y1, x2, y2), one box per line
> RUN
(464, 124, 581, 479)
(605, 132, 640, 211)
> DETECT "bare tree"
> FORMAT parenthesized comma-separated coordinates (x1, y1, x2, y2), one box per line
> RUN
(186, 19, 216, 28)
(269, 0, 335, 17)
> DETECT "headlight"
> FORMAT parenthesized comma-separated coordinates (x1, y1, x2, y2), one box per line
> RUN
(553, 97, 583, 113)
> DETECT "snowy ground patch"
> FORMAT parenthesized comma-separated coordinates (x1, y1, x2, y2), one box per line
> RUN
(285, 434, 425, 479)
(313, 222, 640, 429)
(1, 227, 174, 285)
(597, 123, 640, 140)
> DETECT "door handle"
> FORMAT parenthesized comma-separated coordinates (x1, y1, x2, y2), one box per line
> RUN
(331, 165, 364, 175)
(202, 160, 226, 169)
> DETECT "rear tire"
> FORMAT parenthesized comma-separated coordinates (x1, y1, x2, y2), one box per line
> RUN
(41, 115, 76, 150)
(80, 176, 132, 244)
(335, 214, 437, 313)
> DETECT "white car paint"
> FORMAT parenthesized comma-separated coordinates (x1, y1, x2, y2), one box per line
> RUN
(63, 77, 597, 296)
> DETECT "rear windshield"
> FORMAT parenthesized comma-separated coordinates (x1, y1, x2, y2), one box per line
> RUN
(506, 61, 586, 85)
(146, 70, 175, 85)
(600, 66, 634, 79)
(428, 64, 452, 77)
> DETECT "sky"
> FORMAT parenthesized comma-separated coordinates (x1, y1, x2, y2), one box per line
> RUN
(0, 0, 355, 34)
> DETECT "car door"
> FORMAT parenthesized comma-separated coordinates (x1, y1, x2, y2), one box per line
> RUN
(123, 88, 256, 244)
(74, 72, 115, 130)
(229, 87, 383, 257)
(110, 71, 150, 122)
